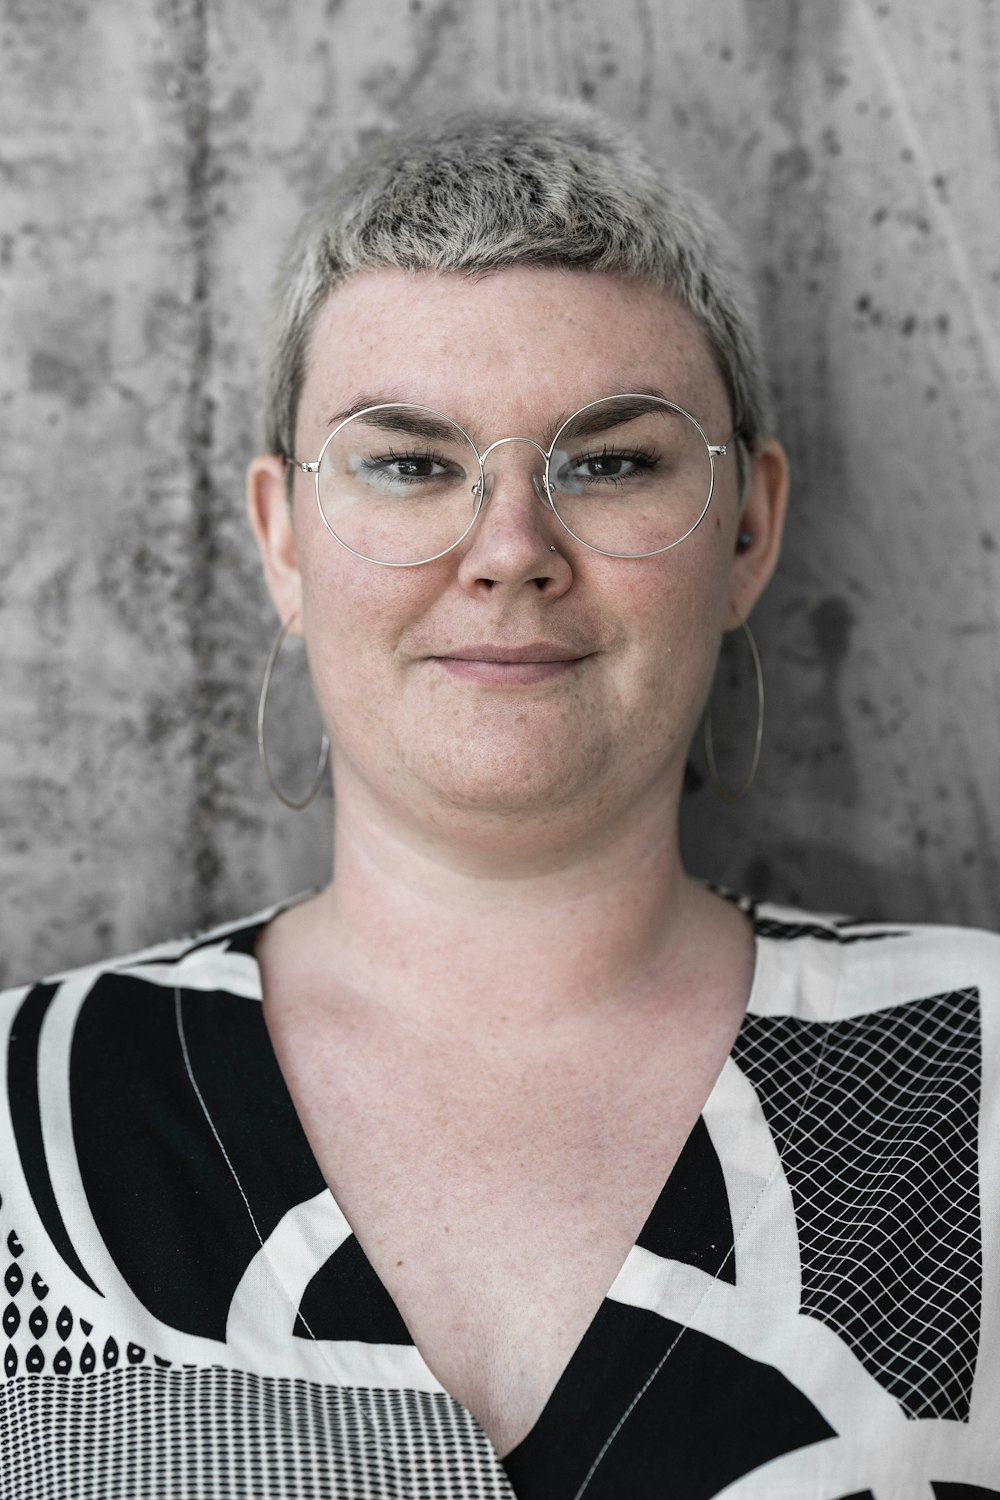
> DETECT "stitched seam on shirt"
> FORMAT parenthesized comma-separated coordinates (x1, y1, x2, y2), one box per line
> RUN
(571, 938, 849, 1499)
(174, 986, 330, 1349)
(174, 986, 265, 1249)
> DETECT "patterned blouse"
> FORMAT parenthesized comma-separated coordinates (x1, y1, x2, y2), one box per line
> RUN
(1, 901, 998, 1498)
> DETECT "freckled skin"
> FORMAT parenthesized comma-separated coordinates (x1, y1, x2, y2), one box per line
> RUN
(279, 267, 747, 856)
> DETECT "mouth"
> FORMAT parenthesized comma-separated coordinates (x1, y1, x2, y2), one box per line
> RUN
(432, 642, 590, 685)
(443, 643, 585, 664)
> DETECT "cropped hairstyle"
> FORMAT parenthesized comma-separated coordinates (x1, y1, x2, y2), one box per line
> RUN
(263, 100, 769, 465)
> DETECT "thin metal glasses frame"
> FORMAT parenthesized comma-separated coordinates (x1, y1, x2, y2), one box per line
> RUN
(289, 394, 729, 568)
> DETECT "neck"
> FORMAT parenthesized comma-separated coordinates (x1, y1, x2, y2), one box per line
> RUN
(283, 771, 721, 1035)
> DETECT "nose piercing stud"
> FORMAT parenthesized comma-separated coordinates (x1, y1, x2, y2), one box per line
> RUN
(549, 544, 557, 552)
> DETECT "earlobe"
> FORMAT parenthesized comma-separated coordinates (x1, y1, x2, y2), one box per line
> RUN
(724, 437, 790, 629)
(246, 453, 304, 631)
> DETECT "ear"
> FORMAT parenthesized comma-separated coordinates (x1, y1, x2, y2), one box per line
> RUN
(724, 437, 789, 629)
(246, 453, 304, 636)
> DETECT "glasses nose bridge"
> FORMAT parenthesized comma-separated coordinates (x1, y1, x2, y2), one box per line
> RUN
(477, 434, 553, 512)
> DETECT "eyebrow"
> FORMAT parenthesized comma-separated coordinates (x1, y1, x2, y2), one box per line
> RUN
(323, 386, 686, 445)
(324, 397, 461, 444)
(554, 390, 678, 440)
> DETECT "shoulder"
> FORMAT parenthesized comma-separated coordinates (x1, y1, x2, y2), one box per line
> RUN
(0, 902, 291, 1020)
(748, 896, 1000, 1019)
(0, 906, 286, 1175)
(751, 897, 999, 956)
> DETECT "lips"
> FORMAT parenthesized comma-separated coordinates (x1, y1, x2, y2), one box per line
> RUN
(432, 642, 589, 685)
(439, 642, 585, 664)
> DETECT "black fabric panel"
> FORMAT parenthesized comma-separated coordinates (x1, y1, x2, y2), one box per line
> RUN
(503, 1301, 834, 1500)
(294, 1235, 413, 1344)
(224, 926, 266, 958)
(751, 917, 907, 943)
(636, 1117, 736, 1283)
(7, 984, 101, 1294)
(70, 976, 321, 1340)
(71, 977, 259, 1338)
(932, 1487, 1000, 1498)
(834, 1492, 876, 1499)
(176, 988, 327, 1230)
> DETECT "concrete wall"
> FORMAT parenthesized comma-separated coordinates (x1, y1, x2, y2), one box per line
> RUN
(2, 0, 998, 985)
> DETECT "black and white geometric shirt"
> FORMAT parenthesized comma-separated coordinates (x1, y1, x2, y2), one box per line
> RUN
(1, 900, 998, 1498)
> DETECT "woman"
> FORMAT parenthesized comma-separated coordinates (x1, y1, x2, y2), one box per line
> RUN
(2, 102, 997, 1499)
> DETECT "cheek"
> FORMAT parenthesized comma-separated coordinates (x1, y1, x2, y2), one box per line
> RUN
(297, 506, 388, 640)
(295, 537, 431, 718)
(295, 534, 378, 700)
(622, 535, 731, 655)
(615, 546, 732, 735)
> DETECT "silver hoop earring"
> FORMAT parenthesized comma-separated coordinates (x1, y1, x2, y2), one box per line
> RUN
(257, 619, 330, 810)
(704, 616, 764, 803)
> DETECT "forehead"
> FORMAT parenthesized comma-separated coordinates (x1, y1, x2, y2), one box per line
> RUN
(298, 265, 729, 438)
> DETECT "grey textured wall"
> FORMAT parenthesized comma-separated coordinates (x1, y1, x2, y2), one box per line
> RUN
(2, 0, 999, 985)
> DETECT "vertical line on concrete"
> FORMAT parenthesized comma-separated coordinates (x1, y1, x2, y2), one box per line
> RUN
(177, 0, 223, 910)
(633, 0, 655, 120)
(854, 0, 1000, 400)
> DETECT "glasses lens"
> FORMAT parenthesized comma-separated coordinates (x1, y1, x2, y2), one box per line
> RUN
(316, 405, 482, 565)
(546, 396, 714, 557)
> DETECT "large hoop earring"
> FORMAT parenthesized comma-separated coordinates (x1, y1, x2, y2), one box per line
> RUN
(257, 619, 330, 810)
(704, 615, 764, 803)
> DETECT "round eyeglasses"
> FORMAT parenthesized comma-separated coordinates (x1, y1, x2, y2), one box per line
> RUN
(288, 393, 729, 567)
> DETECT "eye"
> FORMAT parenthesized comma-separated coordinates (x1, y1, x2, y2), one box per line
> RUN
(377, 450, 449, 481)
(574, 451, 639, 480)
(553, 445, 657, 491)
(354, 449, 459, 488)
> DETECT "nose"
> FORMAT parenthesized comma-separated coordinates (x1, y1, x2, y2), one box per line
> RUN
(456, 436, 571, 593)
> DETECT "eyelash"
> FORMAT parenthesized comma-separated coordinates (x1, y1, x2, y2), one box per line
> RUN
(566, 444, 658, 481)
(359, 442, 661, 487)
(365, 448, 455, 480)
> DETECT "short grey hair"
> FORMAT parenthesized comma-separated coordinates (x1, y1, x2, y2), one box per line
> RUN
(263, 100, 769, 462)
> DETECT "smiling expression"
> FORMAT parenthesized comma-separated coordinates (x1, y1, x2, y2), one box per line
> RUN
(252, 265, 773, 843)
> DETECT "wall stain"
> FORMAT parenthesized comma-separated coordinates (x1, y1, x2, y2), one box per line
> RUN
(810, 595, 854, 675)
(744, 0, 849, 124)
(168, 0, 226, 900)
(33, 559, 77, 646)
(28, 310, 111, 408)
(360, 0, 465, 116)
(792, 596, 861, 806)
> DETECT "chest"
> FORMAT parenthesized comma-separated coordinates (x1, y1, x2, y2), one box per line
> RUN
(270, 1013, 734, 1455)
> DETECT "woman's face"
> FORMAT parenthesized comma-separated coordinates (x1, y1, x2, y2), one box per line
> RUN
(250, 266, 785, 844)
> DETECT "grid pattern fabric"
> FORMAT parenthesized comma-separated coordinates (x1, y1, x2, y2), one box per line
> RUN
(733, 989, 982, 1419)
(0, 1367, 513, 1500)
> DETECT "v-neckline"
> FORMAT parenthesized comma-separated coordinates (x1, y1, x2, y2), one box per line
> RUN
(222, 907, 775, 1472)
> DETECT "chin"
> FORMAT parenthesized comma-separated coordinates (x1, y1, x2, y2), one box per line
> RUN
(411, 738, 609, 821)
